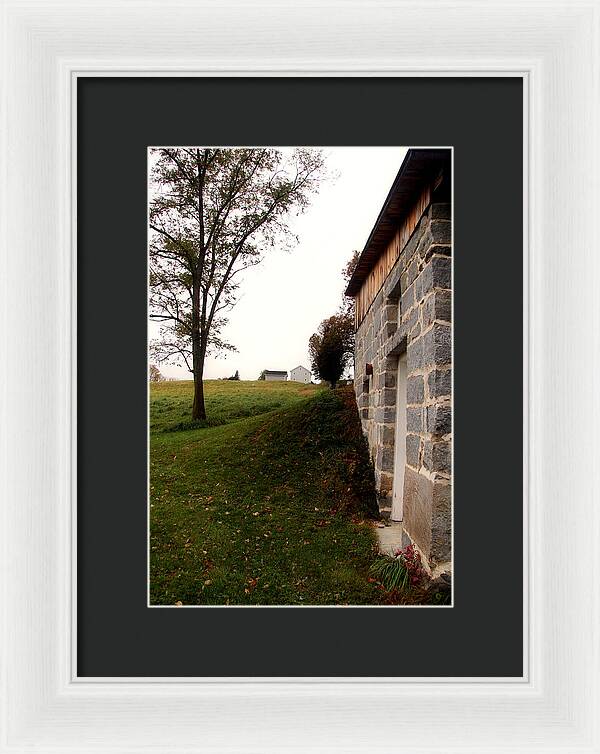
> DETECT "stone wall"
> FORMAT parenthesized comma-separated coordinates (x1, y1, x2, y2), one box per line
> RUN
(353, 198, 452, 571)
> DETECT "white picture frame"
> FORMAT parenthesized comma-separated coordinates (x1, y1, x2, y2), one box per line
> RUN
(2, 1, 598, 751)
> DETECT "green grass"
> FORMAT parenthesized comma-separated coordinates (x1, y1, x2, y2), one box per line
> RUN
(149, 379, 384, 605)
(150, 378, 318, 433)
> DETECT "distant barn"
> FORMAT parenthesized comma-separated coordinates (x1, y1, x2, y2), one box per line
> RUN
(289, 365, 311, 384)
(263, 370, 287, 382)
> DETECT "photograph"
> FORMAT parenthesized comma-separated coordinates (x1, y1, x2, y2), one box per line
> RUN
(148, 146, 452, 606)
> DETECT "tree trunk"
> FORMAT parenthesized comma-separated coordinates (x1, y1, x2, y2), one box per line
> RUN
(191, 330, 207, 421)
(191, 275, 206, 420)
(192, 371, 206, 421)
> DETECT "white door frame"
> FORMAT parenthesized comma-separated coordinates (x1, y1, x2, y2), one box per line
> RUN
(391, 353, 407, 522)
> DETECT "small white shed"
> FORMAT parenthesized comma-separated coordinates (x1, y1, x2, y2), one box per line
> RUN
(264, 370, 287, 382)
(290, 365, 311, 384)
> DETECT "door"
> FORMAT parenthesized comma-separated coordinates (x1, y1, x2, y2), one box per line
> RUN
(391, 352, 407, 521)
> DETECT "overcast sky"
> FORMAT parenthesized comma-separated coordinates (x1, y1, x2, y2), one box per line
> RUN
(149, 147, 407, 381)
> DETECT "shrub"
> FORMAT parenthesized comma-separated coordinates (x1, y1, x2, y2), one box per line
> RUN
(370, 544, 425, 592)
(369, 554, 410, 591)
(393, 544, 425, 585)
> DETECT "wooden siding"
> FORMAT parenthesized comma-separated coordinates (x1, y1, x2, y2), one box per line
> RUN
(355, 184, 431, 328)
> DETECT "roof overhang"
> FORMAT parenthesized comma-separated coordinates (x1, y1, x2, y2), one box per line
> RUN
(345, 148, 451, 297)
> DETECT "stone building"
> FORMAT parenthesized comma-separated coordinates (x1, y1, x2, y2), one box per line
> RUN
(345, 149, 452, 574)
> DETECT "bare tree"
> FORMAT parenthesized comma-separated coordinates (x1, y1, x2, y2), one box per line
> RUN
(149, 364, 164, 382)
(149, 148, 325, 420)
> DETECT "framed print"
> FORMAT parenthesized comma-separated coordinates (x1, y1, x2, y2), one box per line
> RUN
(2, 1, 599, 752)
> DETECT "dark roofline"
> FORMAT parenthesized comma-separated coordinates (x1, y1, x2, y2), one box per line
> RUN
(345, 148, 451, 297)
(264, 370, 287, 374)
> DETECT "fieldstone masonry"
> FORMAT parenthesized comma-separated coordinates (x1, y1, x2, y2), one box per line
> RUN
(354, 199, 452, 572)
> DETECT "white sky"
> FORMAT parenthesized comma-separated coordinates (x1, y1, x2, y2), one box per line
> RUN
(149, 147, 407, 380)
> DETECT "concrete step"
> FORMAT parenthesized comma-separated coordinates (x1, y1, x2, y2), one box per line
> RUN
(374, 521, 405, 556)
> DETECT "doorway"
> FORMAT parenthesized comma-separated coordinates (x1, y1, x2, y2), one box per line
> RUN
(391, 352, 407, 521)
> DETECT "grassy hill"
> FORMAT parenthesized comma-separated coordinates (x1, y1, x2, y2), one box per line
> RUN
(149, 379, 383, 605)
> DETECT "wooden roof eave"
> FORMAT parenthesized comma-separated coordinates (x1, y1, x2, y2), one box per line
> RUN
(345, 148, 451, 298)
